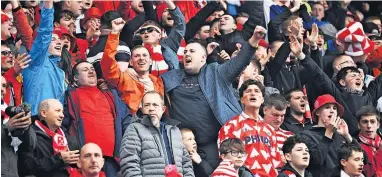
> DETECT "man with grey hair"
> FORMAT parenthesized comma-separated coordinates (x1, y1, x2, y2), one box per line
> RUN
(120, 91, 194, 177)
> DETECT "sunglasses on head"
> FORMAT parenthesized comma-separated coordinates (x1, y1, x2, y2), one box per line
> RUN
(138, 27, 160, 35)
(1, 51, 14, 56)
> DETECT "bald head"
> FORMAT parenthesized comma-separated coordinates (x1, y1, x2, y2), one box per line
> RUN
(78, 143, 104, 177)
(38, 99, 62, 115)
(332, 55, 356, 74)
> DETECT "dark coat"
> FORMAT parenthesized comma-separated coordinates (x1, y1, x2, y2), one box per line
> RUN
(1, 121, 36, 177)
(18, 122, 79, 177)
(277, 163, 313, 177)
(299, 127, 360, 177)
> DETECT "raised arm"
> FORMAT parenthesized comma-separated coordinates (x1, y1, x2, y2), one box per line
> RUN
(100, 19, 135, 90)
(160, 3, 186, 70)
(184, 1, 222, 42)
(28, 1, 54, 69)
(10, 0, 34, 51)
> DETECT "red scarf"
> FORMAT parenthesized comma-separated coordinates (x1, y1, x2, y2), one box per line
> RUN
(69, 169, 106, 177)
(35, 120, 68, 154)
(359, 132, 382, 151)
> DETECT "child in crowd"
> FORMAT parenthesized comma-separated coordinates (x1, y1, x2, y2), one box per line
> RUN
(180, 128, 214, 177)
(212, 138, 253, 177)
(278, 135, 312, 177)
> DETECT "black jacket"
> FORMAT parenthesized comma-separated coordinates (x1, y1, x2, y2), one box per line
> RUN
(1, 120, 36, 177)
(299, 127, 360, 177)
(281, 113, 314, 134)
(300, 56, 382, 136)
(18, 122, 80, 177)
(277, 163, 313, 177)
(192, 150, 214, 177)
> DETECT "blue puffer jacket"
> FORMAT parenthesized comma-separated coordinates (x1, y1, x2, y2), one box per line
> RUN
(161, 42, 256, 125)
(23, 6, 66, 115)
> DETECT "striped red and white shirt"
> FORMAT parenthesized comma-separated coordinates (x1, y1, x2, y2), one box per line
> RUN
(218, 112, 282, 177)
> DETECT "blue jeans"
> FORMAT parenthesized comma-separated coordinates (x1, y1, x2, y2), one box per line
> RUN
(103, 157, 119, 177)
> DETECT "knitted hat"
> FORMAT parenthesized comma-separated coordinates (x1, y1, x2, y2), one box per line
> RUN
(81, 7, 102, 26)
(100, 11, 121, 29)
(336, 22, 375, 57)
(156, 3, 167, 23)
(1, 12, 9, 23)
(311, 94, 344, 123)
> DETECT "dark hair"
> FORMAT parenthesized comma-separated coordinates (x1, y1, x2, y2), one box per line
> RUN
(284, 88, 303, 102)
(264, 93, 288, 111)
(60, 48, 73, 83)
(54, 10, 75, 24)
(210, 18, 220, 28)
(222, 14, 237, 26)
(281, 15, 300, 35)
(239, 79, 265, 98)
(356, 105, 381, 122)
(336, 66, 360, 85)
(187, 41, 208, 56)
(338, 143, 364, 165)
(100, 11, 122, 29)
(249, 60, 262, 75)
(282, 135, 307, 154)
(219, 138, 246, 155)
(311, 2, 325, 8)
(72, 61, 91, 77)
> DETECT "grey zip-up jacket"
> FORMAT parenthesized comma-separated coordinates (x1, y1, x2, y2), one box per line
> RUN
(119, 115, 194, 177)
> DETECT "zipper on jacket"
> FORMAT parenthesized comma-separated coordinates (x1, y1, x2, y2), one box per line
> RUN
(154, 125, 169, 165)
(197, 75, 222, 125)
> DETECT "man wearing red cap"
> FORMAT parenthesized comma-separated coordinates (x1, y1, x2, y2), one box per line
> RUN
(299, 94, 360, 177)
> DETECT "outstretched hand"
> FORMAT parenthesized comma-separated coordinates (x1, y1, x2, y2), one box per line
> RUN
(289, 35, 303, 56)
(307, 23, 319, 46)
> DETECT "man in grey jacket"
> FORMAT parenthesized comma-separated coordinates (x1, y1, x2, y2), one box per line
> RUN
(119, 91, 194, 177)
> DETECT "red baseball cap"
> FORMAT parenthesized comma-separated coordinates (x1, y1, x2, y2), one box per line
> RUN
(53, 26, 75, 41)
(81, 7, 102, 26)
(258, 39, 269, 49)
(311, 94, 344, 123)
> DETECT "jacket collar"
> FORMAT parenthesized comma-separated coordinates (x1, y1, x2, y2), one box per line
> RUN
(281, 163, 311, 177)
(140, 114, 180, 128)
(284, 114, 312, 125)
(340, 170, 364, 177)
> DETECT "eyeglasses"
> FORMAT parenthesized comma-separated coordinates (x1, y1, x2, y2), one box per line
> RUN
(138, 27, 160, 35)
(225, 150, 247, 157)
(1, 51, 14, 56)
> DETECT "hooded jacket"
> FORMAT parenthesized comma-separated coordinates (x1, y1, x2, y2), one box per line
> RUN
(23, 6, 66, 116)
(119, 115, 194, 177)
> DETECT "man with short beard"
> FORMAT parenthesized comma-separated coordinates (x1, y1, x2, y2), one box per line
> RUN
(281, 89, 314, 134)
(63, 61, 131, 177)
(23, 0, 66, 116)
(161, 26, 266, 169)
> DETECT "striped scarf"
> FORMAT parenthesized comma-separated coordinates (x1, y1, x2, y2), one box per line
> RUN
(359, 133, 381, 151)
(145, 44, 169, 77)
